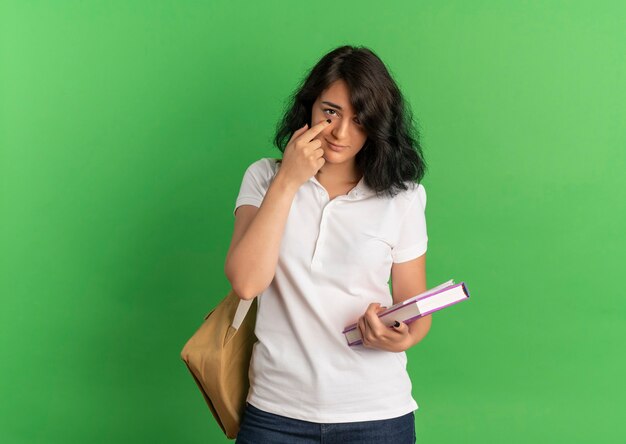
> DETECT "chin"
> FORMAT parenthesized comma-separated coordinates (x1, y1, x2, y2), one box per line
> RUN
(323, 151, 352, 162)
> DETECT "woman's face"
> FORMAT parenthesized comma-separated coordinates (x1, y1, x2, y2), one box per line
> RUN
(311, 79, 368, 167)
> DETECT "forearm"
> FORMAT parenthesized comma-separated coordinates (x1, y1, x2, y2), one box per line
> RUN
(226, 173, 299, 300)
(404, 314, 432, 349)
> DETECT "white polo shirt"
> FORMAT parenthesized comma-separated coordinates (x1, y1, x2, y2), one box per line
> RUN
(233, 157, 428, 423)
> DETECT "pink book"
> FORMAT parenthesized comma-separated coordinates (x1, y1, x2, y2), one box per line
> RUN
(342, 279, 470, 346)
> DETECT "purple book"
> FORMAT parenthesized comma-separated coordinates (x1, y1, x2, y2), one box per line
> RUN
(342, 279, 470, 346)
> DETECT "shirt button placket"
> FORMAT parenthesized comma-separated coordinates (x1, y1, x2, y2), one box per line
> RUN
(311, 200, 331, 271)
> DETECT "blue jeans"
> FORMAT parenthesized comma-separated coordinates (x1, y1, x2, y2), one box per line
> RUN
(236, 402, 416, 444)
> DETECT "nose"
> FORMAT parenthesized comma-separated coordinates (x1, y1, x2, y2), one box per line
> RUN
(331, 117, 350, 141)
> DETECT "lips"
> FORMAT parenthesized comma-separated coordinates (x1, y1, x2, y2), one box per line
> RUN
(326, 139, 347, 150)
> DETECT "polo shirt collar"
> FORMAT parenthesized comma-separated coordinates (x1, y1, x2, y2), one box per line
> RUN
(308, 174, 376, 200)
(274, 160, 376, 200)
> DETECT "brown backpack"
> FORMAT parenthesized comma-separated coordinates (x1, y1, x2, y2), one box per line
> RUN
(180, 289, 258, 439)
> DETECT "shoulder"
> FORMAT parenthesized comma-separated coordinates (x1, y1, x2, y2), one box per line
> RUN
(242, 157, 281, 181)
(246, 157, 279, 174)
(392, 181, 427, 211)
(235, 158, 281, 209)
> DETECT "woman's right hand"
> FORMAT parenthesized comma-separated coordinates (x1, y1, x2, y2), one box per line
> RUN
(276, 119, 331, 188)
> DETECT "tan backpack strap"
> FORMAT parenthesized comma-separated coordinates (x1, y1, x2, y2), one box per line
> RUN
(232, 298, 254, 330)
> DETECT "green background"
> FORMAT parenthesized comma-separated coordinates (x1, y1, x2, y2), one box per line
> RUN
(1, 1, 624, 443)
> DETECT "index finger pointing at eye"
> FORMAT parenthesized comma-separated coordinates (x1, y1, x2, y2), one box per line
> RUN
(300, 118, 332, 142)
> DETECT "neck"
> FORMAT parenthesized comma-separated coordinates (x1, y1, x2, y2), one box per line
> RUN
(315, 161, 362, 185)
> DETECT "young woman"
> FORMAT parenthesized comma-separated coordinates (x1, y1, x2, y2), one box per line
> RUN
(225, 45, 430, 444)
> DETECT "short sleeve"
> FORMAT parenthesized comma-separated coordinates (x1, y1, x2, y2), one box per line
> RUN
(233, 158, 277, 216)
(391, 183, 428, 263)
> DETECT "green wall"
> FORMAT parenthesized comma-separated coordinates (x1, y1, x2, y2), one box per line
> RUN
(1, 1, 624, 443)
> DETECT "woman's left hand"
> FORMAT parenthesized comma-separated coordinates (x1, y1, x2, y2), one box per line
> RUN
(357, 303, 411, 352)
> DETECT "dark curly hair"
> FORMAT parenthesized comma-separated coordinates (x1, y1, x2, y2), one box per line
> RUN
(273, 45, 427, 198)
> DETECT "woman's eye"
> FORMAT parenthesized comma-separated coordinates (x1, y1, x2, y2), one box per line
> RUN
(323, 108, 361, 125)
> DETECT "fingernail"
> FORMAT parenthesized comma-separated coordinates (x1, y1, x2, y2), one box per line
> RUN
(393, 321, 400, 328)
(326, 119, 331, 123)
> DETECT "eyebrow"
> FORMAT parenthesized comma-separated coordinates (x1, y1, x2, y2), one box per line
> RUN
(322, 100, 359, 118)
(321, 101, 344, 111)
